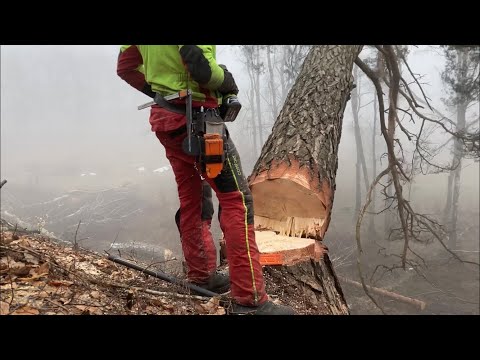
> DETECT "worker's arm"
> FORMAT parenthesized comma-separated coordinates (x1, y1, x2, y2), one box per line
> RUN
(178, 45, 238, 94)
(117, 45, 156, 98)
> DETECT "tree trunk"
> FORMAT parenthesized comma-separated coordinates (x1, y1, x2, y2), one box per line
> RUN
(278, 47, 287, 104)
(355, 139, 362, 218)
(266, 46, 279, 119)
(353, 68, 362, 218)
(369, 93, 378, 236)
(249, 45, 363, 315)
(247, 68, 259, 158)
(254, 46, 264, 146)
(448, 48, 468, 249)
(375, 51, 394, 240)
(449, 101, 467, 249)
(443, 170, 454, 223)
(351, 66, 370, 219)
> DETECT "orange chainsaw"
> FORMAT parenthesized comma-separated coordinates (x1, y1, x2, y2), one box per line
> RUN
(138, 90, 241, 178)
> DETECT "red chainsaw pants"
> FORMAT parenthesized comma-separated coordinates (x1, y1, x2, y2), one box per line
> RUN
(155, 123, 267, 306)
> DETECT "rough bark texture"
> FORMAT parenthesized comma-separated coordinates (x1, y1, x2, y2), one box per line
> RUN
(369, 94, 378, 235)
(265, 256, 349, 315)
(249, 45, 362, 239)
(248, 45, 363, 315)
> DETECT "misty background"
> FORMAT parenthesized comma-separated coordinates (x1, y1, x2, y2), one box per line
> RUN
(1, 45, 478, 314)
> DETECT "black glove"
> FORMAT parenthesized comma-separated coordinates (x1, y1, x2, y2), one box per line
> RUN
(218, 64, 239, 95)
(141, 83, 156, 99)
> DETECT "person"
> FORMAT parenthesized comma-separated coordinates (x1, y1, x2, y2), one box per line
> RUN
(174, 180, 219, 279)
(117, 45, 294, 315)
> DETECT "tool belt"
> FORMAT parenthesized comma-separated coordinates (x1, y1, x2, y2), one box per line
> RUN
(146, 91, 235, 179)
(153, 93, 189, 114)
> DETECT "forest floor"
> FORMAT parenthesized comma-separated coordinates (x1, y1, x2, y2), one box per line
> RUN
(0, 225, 327, 316)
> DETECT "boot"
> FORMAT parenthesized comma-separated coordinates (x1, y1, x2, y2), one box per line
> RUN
(230, 300, 296, 315)
(192, 272, 230, 294)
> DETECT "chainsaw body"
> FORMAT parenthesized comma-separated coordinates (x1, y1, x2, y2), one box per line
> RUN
(182, 108, 227, 178)
(182, 94, 241, 179)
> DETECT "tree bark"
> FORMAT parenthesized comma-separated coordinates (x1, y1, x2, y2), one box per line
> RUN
(246, 63, 259, 157)
(353, 67, 362, 218)
(448, 48, 468, 249)
(254, 46, 264, 146)
(443, 169, 454, 223)
(449, 102, 467, 248)
(369, 93, 378, 236)
(351, 66, 370, 219)
(249, 45, 363, 315)
(266, 46, 279, 119)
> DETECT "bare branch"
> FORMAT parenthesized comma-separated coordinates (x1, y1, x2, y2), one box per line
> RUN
(403, 201, 479, 267)
(400, 77, 423, 109)
(395, 45, 433, 110)
(73, 220, 81, 251)
(355, 166, 391, 314)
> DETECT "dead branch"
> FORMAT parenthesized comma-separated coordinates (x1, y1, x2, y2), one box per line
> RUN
(4, 248, 16, 306)
(355, 57, 410, 181)
(382, 45, 411, 269)
(387, 76, 472, 141)
(409, 265, 479, 305)
(73, 220, 81, 251)
(338, 276, 426, 310)
(358, 47, 476, 270)
(355, 166, 391, 314)
(396, 45, 433, 110)
(12, 244, 91, 286)
(88, 277, 211, 301)
(400, 77, 423, 109)
(44, 298, 70, 313)
(403, 201, 479, 267)
(357, 50, 410, 268)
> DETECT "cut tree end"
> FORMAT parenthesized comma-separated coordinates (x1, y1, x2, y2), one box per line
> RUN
(249, 158, 333, 240)
(255, 230, 326, 266)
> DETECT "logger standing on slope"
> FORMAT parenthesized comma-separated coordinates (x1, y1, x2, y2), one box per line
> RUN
(117, 45, 294, 315)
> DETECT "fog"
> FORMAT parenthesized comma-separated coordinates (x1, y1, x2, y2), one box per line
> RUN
(1, 45, 478, 314)
(1, 46, 169, 188)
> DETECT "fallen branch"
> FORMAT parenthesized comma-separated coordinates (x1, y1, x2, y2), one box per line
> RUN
(89, 277, 212, 301)
(44, 298, 70, 313)
(73, 220, 81, 251)
(338, 276, 427, 311)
